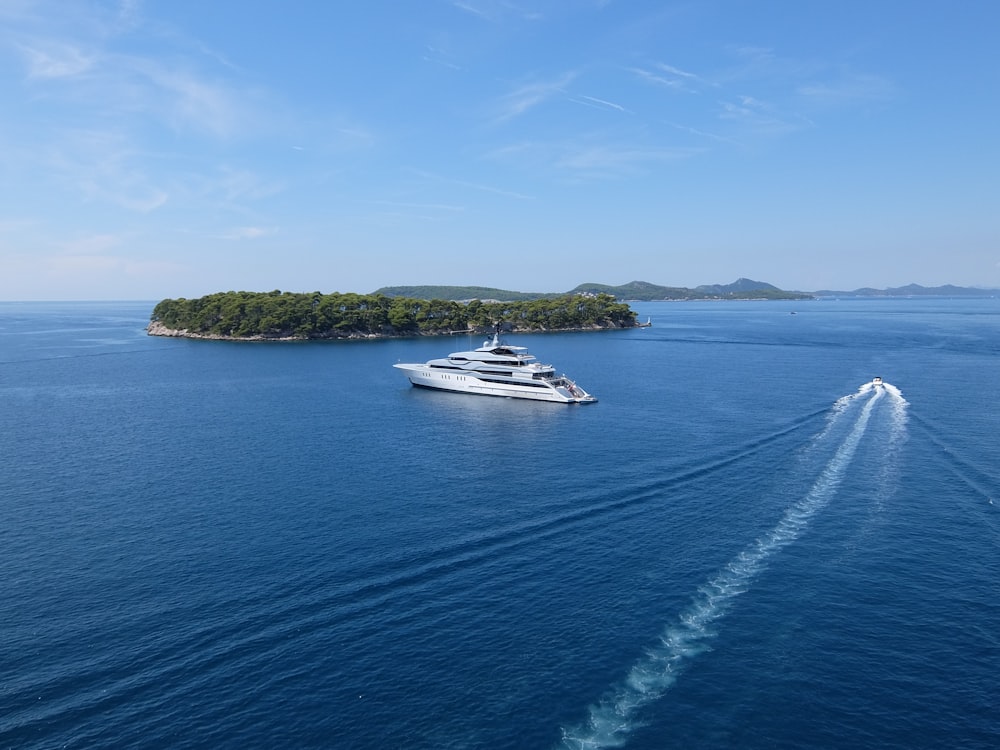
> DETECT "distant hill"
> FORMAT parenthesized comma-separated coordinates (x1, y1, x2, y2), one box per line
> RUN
(376, 279, 812, 302)
(569, 280, 693, 300)
(373, 280, 998, 302)
(372, 285, 551, 301)
(813, 283, 1000, 297)
(564, 278, 810, 301)
(695, 278, 781, 295)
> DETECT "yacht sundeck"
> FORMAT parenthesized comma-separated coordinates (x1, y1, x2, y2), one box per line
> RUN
(394, 327, 596, 404)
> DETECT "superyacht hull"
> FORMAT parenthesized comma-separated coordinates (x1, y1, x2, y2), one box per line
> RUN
(393, 364, 596, 404)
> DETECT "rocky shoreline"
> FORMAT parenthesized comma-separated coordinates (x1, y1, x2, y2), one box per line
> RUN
(145, 320, 631, 341)
(146, 320, 389, 341)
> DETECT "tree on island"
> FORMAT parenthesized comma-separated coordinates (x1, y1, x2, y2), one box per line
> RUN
(150, 291, 638, 339)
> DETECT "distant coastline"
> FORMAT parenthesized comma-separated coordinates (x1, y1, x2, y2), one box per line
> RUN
(146, 280, 999, 342)
(376, 278, 812, 302)
(375, 279, 999, 301)
(811, 283, 999, 298)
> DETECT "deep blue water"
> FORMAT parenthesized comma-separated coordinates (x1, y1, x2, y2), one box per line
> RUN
(2, 298, 998, 749)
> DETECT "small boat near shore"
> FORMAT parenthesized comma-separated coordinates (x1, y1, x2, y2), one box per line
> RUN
(394, 326, 596, 404)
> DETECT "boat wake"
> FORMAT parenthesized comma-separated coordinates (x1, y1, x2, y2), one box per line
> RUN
(558, 382, 905, 749)
(872, 382, 909, 510)
(909, 414, 996, 508)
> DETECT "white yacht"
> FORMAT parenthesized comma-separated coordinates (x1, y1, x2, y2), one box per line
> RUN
(394, 327, 596, 404)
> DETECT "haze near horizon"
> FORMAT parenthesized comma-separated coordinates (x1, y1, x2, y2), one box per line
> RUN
(1, 1, 998, 301)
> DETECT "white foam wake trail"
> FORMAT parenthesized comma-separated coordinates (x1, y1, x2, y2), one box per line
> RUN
(558, 389, 883, 749)
(873, 383, 908, 509)
(883, 383, 907, 438)
(814, 381, 871, 444)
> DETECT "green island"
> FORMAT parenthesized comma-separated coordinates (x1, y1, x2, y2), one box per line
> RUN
(149, 290, 638, 340)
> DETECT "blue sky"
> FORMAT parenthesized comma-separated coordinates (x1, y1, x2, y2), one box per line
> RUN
(2, 0, 998, 300)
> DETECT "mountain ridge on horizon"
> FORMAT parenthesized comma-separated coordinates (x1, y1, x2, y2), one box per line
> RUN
(373, 279, 999, 302)
(812, 282, 1000, 297)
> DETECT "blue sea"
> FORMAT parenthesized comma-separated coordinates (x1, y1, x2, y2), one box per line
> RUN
(2, 298, 998, 750)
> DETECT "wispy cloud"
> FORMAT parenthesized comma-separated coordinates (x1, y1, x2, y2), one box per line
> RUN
(570, 95, 631, 113)
(407, 168, 534, 200)
(720, 45, 839, 91)
(668, 122, 741, 146)
(372, 200, 466, 212)
(44, 129, 169, 212)
(655, 63, 698, 80)
(327, 125, 376, 149)
(220, 226, 278, 240)
(653, 62, 712, 88)
(44, 253, 184, 278)
(797, 72, 894, 106)
(7, 0, 141, 73)
(0, 1, 37, 22)
(452, 0, 544, 23)
(190, 166, 286, 210)
(422, 45, 462, 70)
(487, 137, 702, 180)
(631, 62, 712, 93)
(646, 46, 893, 143)
(452, 1, 494, 22)
(130, 59, 250, 137)
(36, 228, 185, 280)
(18, 39, 96, 77)
(0, 216, 37, 235)
(555, 144, 701, 177)
(115, 0, 142, 33)
(32, 121, 284, 215)
(456, 179, 534, 200)
(721, 45, 895, 110)
(360, 200, 468, 223)
(494, 72, 577, 122)
(630, 66, 685, 90)
(59, 232, 124, 255)
(717, 95, 808, 136)
(46, 254, 120, 273)
(7, 2, 274, 140)
(729, 45, 777, 64)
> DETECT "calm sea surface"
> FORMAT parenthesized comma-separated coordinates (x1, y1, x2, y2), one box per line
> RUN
(2, 298, 998, 749)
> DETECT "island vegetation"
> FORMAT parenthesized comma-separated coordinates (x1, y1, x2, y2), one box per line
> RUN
(371, 284, 550, 302)
(149, 290, 638, 340)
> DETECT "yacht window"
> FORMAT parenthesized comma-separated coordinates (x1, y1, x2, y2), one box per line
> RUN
(479, 377, 547, 387)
